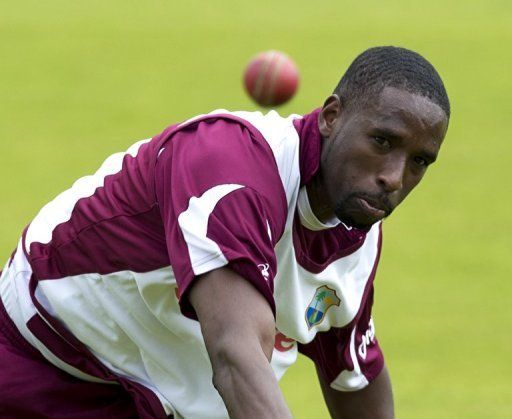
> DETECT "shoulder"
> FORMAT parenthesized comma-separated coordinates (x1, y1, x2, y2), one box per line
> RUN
(155, 109, 303, 215)
(157, 109, 297, 164)
(165, 109, 303, 171)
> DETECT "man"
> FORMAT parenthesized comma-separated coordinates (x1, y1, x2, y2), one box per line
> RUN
(0, 46, 449, 418)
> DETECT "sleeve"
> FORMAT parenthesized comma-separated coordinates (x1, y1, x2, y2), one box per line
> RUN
(154, 117, 288, 319)
(298, 285, 384, 391)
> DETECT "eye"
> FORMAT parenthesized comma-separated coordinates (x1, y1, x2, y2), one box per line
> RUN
(414, 156, 428, 167)
(373, 136, 391, 149)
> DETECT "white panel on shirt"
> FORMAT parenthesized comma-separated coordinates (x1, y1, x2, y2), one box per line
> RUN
(0, 243, 113, 385)
(37, 266, 228, 419)
(230, 110, 301, 207)
(178, 183, 244, 276)
(273, 222, 381, 344)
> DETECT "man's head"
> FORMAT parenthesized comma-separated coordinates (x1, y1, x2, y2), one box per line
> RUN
(316, 46, 450, 229)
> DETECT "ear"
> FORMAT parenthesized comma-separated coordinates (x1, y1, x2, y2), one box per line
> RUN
(318, 94, 342, 137)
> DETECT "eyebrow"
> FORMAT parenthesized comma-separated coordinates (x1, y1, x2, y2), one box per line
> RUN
(373, 127, 406, 141)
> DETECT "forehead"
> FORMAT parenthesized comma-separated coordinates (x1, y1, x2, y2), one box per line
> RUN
(362, 86, 448, 144)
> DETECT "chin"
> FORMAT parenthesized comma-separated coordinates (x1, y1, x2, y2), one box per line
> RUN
(335, 210, 380, 230)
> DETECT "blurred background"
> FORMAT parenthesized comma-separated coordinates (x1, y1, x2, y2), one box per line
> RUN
(1, 1, 511, 417)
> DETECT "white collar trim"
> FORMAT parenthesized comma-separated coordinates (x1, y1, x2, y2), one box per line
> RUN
(297, 186, 341, 231)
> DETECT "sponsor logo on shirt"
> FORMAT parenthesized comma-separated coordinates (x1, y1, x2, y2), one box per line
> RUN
(274, 331, 295, 352)
(358, 318, 376, 360)
(305, 285, 341, 329)
(258, 263, 270, 280)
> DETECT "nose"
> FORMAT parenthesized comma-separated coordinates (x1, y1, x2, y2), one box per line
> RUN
(377, 157, 406, 193)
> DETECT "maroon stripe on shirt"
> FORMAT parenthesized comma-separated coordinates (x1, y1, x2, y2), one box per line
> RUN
(27, 142, 169, 280)
(293, 108, 322, 187)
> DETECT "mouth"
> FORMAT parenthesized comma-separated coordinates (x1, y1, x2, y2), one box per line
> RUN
(356, 196, 387, 219)
(334, 192, 393, 229)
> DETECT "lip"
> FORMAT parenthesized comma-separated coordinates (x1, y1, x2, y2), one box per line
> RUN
(356, 197, 387, 219)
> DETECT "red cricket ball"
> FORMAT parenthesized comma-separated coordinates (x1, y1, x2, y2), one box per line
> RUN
(243, 50, 299, 107)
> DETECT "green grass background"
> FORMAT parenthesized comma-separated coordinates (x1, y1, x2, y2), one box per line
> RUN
(1, 1, 510, 417)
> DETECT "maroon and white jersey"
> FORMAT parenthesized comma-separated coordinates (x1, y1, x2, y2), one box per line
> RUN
(0, 109, 383, 419)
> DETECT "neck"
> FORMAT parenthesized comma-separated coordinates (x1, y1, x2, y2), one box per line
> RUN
(306, 173, 335, 223)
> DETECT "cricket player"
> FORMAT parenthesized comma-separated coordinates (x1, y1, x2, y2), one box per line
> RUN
(0, 46, 450, 418)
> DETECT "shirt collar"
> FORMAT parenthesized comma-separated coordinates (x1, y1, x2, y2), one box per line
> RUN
(297, 186, 341, 230)
(293, 108, 322, 187)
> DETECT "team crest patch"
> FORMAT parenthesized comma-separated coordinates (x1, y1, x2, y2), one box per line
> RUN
(305, 285, 341, 329)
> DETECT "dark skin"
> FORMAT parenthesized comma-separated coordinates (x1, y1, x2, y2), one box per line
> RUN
(311, 87, 448, 228)
(190, 86, 449, 418)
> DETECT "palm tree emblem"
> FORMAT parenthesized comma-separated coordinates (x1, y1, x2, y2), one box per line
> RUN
(305, 285, 341, 329)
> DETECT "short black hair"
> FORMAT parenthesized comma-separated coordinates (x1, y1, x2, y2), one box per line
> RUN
(334, 46, 450, 118)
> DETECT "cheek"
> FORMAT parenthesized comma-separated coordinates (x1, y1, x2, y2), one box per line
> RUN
(321, 136, 374, 197)
(325, 160, 361, 200)
(340, 153, 378, 188)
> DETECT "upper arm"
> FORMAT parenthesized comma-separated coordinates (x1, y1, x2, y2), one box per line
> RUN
(189, 266, 276, 363)
(189, 266, 293, 419)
